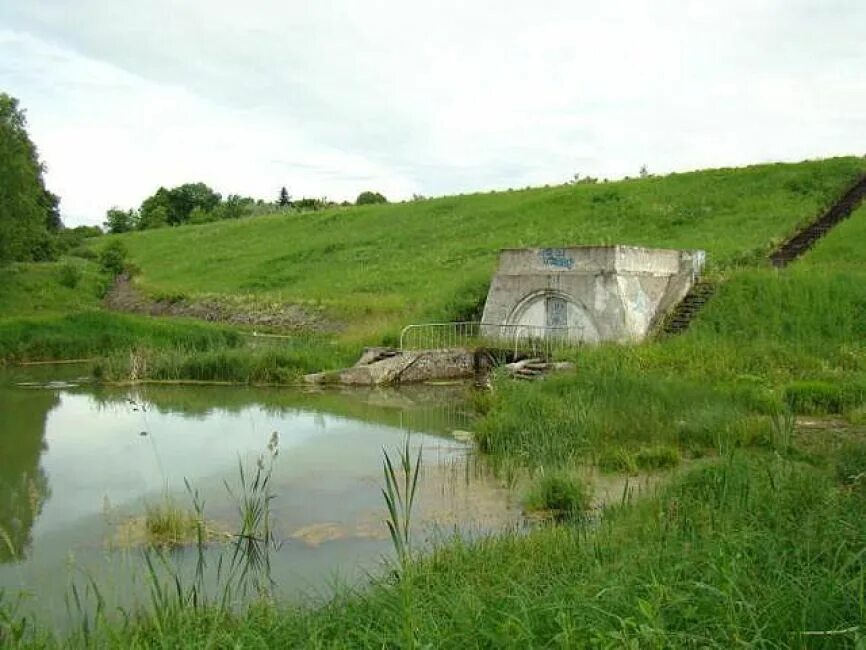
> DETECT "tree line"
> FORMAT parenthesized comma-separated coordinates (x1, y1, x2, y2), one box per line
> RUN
(1, 91, 390, 245)
(105, 185, 388, 234)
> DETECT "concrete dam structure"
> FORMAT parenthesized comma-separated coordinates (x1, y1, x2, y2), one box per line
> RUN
(480, 246, 706, 344)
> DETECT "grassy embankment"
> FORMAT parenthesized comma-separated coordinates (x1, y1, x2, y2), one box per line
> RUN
(1, 156, 864, 384)
(108, 157, 864, 337)
(0, 260, 355, 381)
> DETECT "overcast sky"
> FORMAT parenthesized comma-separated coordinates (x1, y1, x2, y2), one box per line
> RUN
(1, 1, 864, 227)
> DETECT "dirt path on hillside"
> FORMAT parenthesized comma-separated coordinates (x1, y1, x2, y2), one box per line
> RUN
(104, 274, 340, 332)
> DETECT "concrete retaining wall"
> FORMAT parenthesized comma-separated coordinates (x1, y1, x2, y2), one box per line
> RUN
(480, 245, 705, 344)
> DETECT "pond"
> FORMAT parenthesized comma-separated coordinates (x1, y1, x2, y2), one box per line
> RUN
(0, 365, 521, 629)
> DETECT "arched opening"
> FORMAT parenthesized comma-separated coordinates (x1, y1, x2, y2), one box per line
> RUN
(504, 290, 600, 343)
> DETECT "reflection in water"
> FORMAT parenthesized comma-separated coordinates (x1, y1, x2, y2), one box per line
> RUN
(0, 388, 55, 563)
(0, 369, 520, 628)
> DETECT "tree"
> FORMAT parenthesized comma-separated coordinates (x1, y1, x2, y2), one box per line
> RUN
(356, 191, 387, 206)
(0, 93, 62, 263)
(214, 194, 253, 220)
(137, 183, 221, 228)
(278, 186, 292, 207)
(138, 187, 171, 229)
(98, 240, 128, 276)
(104, 207, 137, 233)
(165, 182, 221, 225)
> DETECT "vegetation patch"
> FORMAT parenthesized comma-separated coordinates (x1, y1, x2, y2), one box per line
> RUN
(834, 440, 866, 489)
(634, 445, 682, 470)
(523, 470, 590, 519)
(0, 312, 243, 364)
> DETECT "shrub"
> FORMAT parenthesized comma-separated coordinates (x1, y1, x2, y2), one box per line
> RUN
(69, 245, 97, 261)
(56, 262, 81, 289)
(524, 471, 590, 518)
(98, 240, 128, 276)
(356, 191, 387, 205)
(846, 406, 866, 425)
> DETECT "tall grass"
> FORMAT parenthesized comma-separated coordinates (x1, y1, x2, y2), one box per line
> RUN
(0, 259, 103, 318)
(476, 367, 764, 469)
(143, 498, 199, 549)
(0, 312, 243, 364)
(91, 338, 357, 384)
(381, 436, 422, 570)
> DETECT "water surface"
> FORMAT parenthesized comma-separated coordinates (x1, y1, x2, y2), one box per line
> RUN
(0, 366, 519, 628)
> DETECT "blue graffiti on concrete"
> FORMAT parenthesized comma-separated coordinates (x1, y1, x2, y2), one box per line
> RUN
(539, 248, 575, 270)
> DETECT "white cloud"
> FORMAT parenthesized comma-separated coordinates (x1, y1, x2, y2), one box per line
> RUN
(0, 0, 864, 226)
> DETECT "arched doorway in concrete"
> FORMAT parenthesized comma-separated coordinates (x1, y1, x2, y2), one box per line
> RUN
(504, 289, 600, 343)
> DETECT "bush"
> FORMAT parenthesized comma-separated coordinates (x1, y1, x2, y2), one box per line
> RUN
(68, 245, 97, 261)
(98, 240, 128, 276)
(524, 471, 590, 518)
(56, 263, 81, 289)
(356, 191, 387, 205)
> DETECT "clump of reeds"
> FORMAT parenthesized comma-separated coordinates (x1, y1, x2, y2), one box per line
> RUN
(144, 498, 199, 549)
(523, 470, 590, 520)
(381, 436, 422, 570)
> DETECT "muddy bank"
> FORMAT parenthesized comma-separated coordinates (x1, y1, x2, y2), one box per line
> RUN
(105, 274, 340, 332)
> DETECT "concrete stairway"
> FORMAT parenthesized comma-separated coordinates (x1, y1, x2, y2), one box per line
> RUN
(770, 174, 866, 267)
(662, 172, 866, 336)
(661, 281, 715, 335)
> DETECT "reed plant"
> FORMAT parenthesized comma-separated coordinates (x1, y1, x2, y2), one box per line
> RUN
(143, 498, 198, 549)
(381, 436, 422, 571)
(523, 470, 590, 519)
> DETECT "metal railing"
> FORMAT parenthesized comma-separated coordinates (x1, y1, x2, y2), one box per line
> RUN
(399, 321, 585, 356)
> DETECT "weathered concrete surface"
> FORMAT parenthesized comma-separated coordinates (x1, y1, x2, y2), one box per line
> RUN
(481, 246, 705, 344)
(304, 347, 476, 386)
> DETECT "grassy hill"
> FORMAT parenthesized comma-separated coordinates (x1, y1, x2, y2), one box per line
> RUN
(2, 155, 864, 373)
(106, 157, 866, 340)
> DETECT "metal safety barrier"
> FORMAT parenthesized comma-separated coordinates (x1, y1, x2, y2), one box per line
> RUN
(398, 321, 585, 356)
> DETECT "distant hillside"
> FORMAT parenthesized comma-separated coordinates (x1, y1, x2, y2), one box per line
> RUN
(104, 157, 866, 340)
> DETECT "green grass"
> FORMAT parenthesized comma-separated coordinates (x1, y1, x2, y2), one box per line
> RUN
(522, 470, 590, 517)
(144, 498, 200, 549)
(797, 203, 866, 271)
(92, 338, 357, 384)
(0, 259, 104, 317)
(0, 312, 243, 364)
(101, 157, 866, 338)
